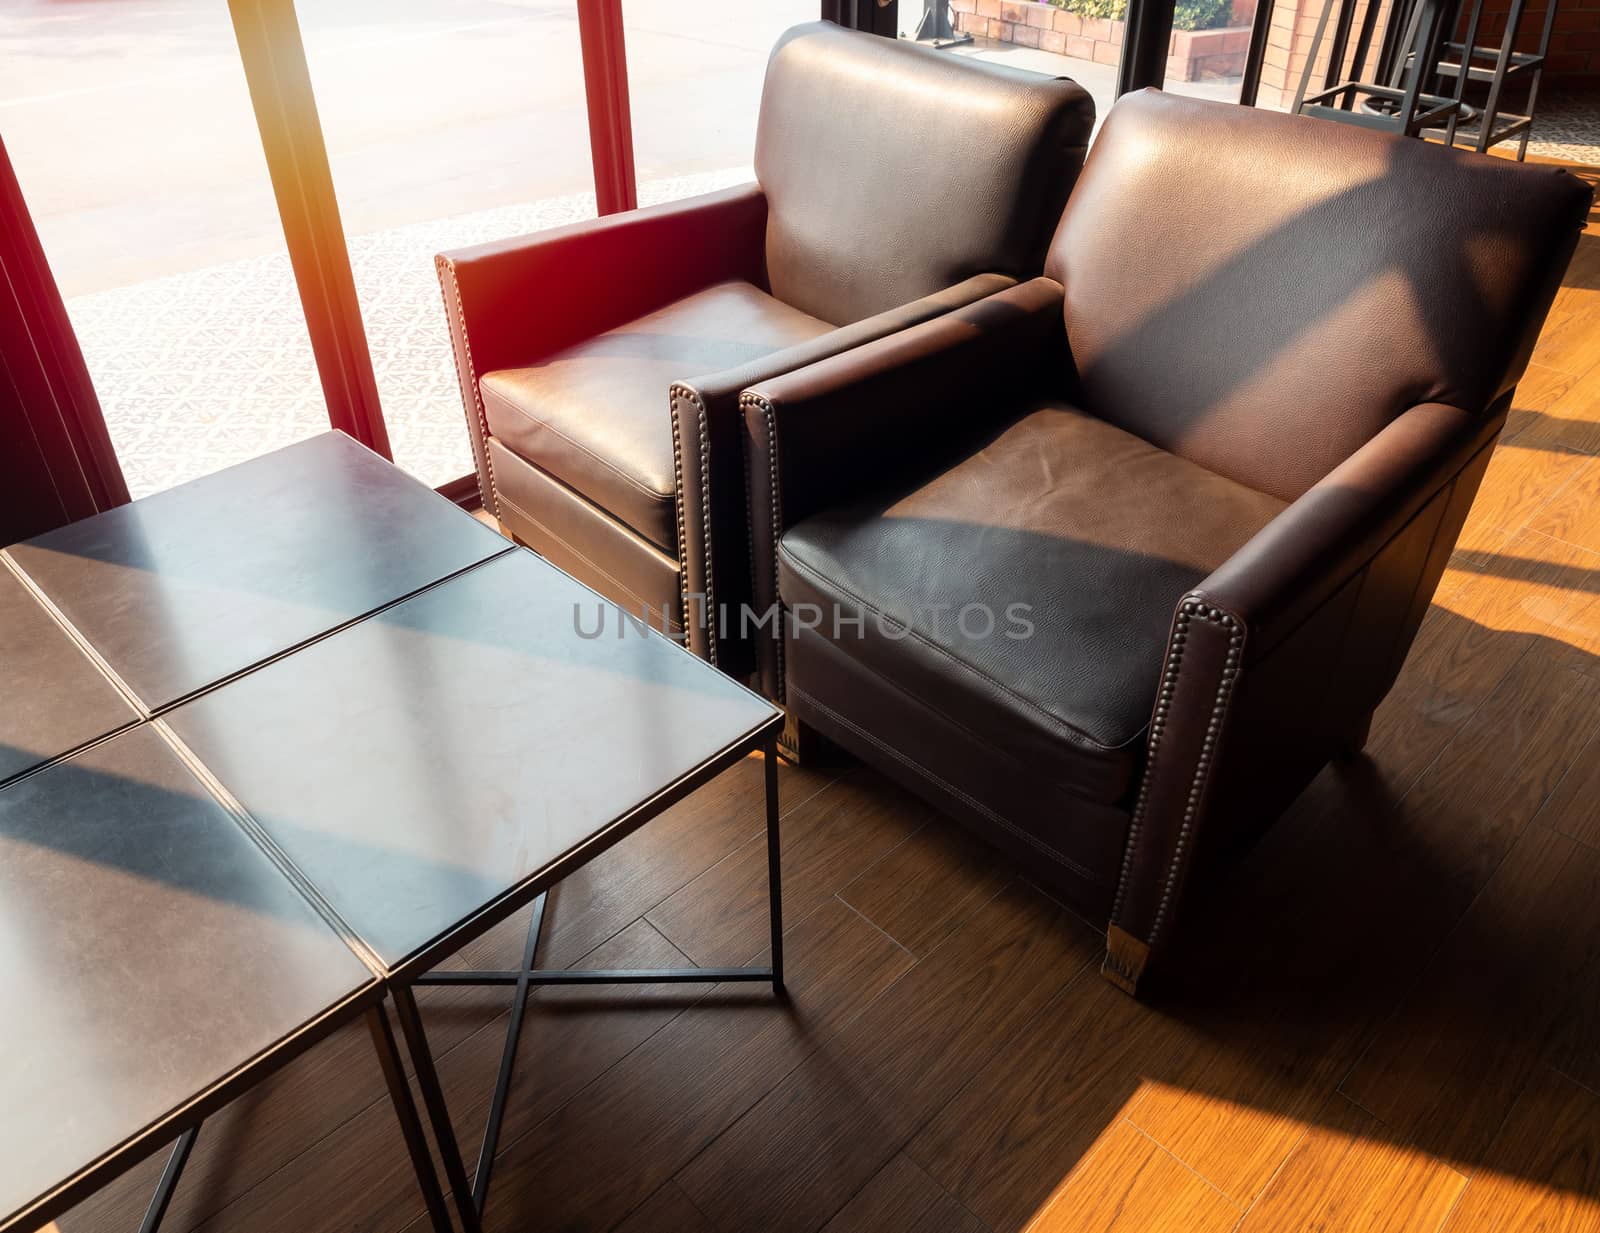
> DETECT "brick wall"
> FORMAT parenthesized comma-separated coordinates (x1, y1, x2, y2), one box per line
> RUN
(1256, 0, 1393, 108)
(954, 0, 1598, 101)
(952, 0, 1125, 63)
(1457, 0, 1594, 79)
(950, 0, 1254, 78)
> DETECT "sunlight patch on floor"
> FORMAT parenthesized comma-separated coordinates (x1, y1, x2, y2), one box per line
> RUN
(1020, 1075, 1600, 1232)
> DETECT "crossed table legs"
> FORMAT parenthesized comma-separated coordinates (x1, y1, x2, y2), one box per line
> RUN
(392, 744, 785, 1233)
(128, 731, 784, 1233)
(130, 1005, 456, 1233)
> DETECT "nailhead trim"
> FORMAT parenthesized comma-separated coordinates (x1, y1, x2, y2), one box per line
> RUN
(1110, 598, 1244, 948)
(742, 391, 785, 703)
(436, 256, 497, 513)
(669, 393, 691, 647)
(693, 395, 715, 660)
(669, 385, 717, 666)
(740, 396, 769, 694)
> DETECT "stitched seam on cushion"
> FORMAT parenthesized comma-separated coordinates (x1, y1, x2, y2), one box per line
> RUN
(1110, 601, 1242, 944)
(483, 385, 676, 510)
(791, 683, 1098, 881)
(799, 638, 1125, 805)
(670, 384, 717, 666)
(496, 492, 682, 631)
(777, 544, 1123, 759)
(437, 256, 497, 512)
(742, 392, 785, 703)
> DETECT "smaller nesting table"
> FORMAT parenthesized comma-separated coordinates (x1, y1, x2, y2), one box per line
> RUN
(1, 432, 783, 1233)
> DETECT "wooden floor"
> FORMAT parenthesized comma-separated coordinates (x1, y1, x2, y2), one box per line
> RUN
(52, 168, 1600, 1233)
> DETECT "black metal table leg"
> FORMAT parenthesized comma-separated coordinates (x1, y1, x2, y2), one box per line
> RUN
(390, 986, 483, 1233)
(403, 745, 786, 1220)
(366, 1004, 455, 1233)
(137, 1125, 197, 1233)
(473, 892, 545, 1214)
(764, 736, 785, 994)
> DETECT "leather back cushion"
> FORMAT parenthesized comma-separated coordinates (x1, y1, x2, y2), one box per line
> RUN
(1046, 90, 1592, 501)
(755, 22, 1094, 326)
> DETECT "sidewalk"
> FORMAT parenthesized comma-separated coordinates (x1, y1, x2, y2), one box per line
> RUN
(67, 168, 753, 496)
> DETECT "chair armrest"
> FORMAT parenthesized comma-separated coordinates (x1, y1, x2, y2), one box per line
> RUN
(667, 272, 1015, 665)
(1104, 401, 1504, 991)
(741, 276, 1065, 697)
(1196, 402, 1499, 657)
(435, 183, 768, 509)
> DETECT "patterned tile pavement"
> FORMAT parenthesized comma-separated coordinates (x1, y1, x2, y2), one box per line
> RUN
(68, 166, 752, 498)
(1525, 88, 1600, 165)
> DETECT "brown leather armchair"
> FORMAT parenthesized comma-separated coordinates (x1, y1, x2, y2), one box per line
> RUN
(742, 91, 1591, 994)
(436, 21, 1094, 671)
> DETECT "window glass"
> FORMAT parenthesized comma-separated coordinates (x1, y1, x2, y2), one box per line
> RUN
(623, 0, 816, 204)
(2, 0, 327, 498)
(299, 0, 593, 487)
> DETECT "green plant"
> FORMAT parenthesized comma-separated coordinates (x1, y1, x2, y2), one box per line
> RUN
(1047, 0, 1126, 19)
(1172, 0, 1234, 29)
(1045, 0, 1234, 29)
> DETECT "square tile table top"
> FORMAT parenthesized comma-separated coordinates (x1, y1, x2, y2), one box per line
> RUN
(0, 724, 377, 1233)
(166, 548, 783, 975)
(0, 563, 138, 787)
(4, 433, 508, 714)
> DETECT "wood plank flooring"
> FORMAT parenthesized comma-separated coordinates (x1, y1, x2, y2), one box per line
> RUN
(49, 161, 1600, 1233)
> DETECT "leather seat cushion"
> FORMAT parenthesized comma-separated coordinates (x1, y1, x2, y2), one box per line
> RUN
(480, 280, 833, 550)
(777, 403, 1286, 805)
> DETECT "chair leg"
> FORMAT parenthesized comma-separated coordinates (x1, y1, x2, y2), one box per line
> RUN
(1102, 925, 1152, 997)
(1335, 712, 1374, 760)
(777, 711, 832, 766)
